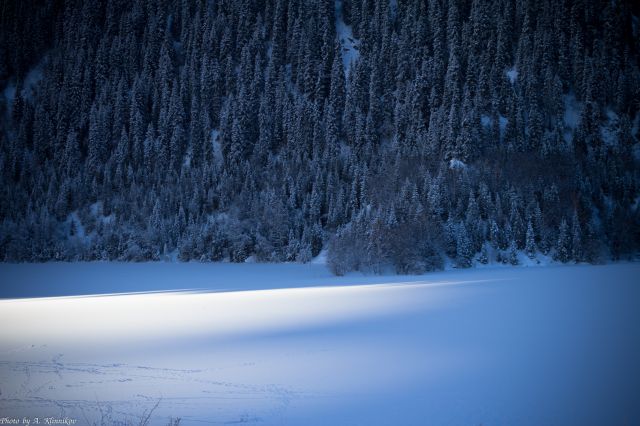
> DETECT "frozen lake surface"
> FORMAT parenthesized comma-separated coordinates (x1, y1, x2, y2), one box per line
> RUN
(1, 263, 639, 425)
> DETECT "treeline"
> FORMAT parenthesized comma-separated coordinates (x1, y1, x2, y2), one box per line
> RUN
(0, 0, 639, 273)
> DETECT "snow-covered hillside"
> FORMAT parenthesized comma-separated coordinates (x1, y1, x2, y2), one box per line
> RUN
(1, 263, 639, 425)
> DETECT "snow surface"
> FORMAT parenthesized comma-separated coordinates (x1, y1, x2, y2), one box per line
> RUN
(480, 114, 492, 127)
(21, 65, 44, 100)
(499, 114, 508, 133)
(2, 82, 15, 106)
(335, 0, 360, 75)
(449, 158, 467, 170)
(3, 61, 45, 109)
(1, 263, 639, 425)
(506, 66, 518, 84)
(563, 93, 581, 129)
(389, 0, 398, 18)
(310, 248, 328, 265)
(563, 93, 582, 143)
(210, 129, 223, 164)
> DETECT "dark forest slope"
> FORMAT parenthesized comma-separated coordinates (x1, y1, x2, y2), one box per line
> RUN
(1, 0, 639, 273)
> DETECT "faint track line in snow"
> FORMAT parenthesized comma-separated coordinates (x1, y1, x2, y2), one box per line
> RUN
(0, 356, 302, 424)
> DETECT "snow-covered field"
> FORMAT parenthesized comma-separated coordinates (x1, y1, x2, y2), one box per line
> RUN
(1, 263, 639, 425)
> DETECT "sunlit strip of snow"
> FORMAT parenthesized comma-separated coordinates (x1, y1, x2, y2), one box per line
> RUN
(0, 280, 479, 345)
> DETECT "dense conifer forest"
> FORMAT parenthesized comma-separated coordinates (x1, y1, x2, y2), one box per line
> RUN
(1, 0, 639, 273)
